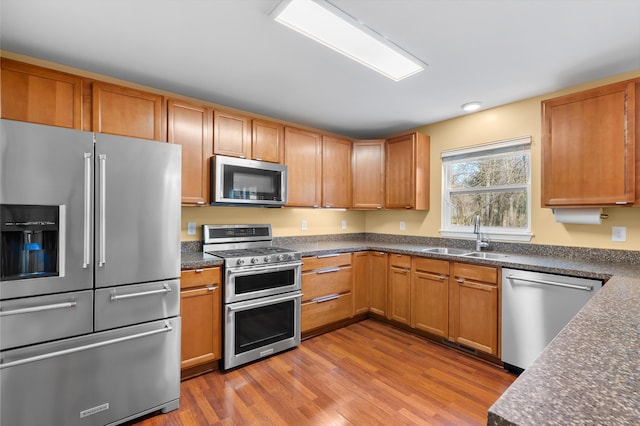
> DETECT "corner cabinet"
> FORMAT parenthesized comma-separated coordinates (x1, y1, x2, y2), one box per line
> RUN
(1, 58, 83, 129)
(284, 127, 322, 207)
(542, 80, 637, 206)
(92, 82, 165, 141)
(167, 99, 213, 205)
(352, 139, 385, 209)
(449, 262, 499, 356)
(386, 132, 430, 210)
(180, 267, 222, 379)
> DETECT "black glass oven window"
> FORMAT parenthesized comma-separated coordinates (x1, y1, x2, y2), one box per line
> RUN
(235, 269, 295, 294)
(235, 300, 295, 354)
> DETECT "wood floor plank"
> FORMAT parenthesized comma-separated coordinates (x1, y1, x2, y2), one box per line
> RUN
(128, 320, 516, 425)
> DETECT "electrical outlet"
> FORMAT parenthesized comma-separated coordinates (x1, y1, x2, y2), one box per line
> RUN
(400, 221, 406, 231)
(301, 220, 307, 231)
(341, 219, 347, 230)
(612, 226, 626, 242)
(187, 222, 196, 235)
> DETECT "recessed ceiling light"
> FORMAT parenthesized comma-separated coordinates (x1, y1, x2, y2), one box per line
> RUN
(461, 101, 482, 112)
(271, 0, 426, 81)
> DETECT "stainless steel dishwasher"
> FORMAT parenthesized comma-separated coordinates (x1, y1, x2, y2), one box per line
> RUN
(501, 268, 602, 373)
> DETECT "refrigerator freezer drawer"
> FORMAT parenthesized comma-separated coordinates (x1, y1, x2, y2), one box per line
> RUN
(94, 279, 180, 331)
(0, 317, 181, 426)
(0, 290, 93, 350)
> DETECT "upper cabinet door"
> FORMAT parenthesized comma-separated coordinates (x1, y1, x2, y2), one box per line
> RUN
(252, 119, 284, 163)
(213, 110, 250, 158)
(1, 58, 82, 129)
(284, 127, 322, 207)
(92, 82, 164, 141)
(322, 136, 352, 208)
(542, 80, 637, 206)
(167, 99, 213, 205)
(352, 139, 385, 209)
(386, 132, 430, 210)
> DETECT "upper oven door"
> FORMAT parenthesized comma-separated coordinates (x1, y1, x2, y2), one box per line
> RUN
(225, 261, 301, 303)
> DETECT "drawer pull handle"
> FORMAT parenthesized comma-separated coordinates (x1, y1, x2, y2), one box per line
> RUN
(438, 275, 446, 280)
(0, 322, 173, 369)
(313, 294, 340, 303)
(456, 278, 465, 283)
(317, 267, 341, 274)
(207, 286, 218, 291)
(194, 269, 204, 273)
(0, 301, 77, 317)
(316, 254, 339, 259)
(110, 284, 171, 301)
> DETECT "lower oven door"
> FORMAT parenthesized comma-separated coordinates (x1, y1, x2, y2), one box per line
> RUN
(225, 291, 301, 370)
(225, 261, 301, 303)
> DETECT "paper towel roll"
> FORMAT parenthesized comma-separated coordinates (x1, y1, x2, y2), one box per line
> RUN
(553, 208, 603, 225)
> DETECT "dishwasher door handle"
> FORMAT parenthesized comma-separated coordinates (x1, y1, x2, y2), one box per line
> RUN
(507, 275, 594, 291)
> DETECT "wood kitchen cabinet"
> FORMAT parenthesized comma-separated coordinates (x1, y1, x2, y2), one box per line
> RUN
(387, 254, 411, 325)
(1, 58, 83, 129)
(369, 251, 388, 317)
(301, 253, 353, 334)
(252, 119, 284, 163)
(167, 99, 213, 205)
(284, 127, 322, 207)
(213, 109, 251, 159)
(322, 136, 352, 208)
(92, 81, 164, 141)
(542, 80, 637, 206)
(386, 132, 430, 210)
(352, 251, 370, 316)
(352, 139, 385, 209)
(180, 267, 222, 379)
(411, 257, 449, 338)
(449, 262, 499, 356)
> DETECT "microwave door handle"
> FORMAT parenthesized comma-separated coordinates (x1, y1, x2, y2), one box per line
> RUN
(98, 154, 107, 267)
(83, 152, 92, 268)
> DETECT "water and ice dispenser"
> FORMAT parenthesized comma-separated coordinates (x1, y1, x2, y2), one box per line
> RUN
(0, 205, 59, 280)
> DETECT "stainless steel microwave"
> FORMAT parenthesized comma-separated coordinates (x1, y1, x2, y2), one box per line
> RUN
(211, 155, 288, 206)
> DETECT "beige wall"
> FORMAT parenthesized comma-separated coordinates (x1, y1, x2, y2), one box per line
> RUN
(184, 68, 640, 250)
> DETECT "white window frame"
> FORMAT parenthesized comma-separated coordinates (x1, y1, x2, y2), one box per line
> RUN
(440, 136, 533, 242)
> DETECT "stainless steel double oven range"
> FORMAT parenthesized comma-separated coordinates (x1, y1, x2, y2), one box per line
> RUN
(203, 224, 301, 370)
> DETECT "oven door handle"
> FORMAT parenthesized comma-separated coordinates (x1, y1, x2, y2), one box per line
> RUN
(227, 292, 302, 312)
(226, 261, 302, 276)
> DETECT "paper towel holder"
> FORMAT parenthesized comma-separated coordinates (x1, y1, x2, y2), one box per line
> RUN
(552, 208, 609, 224)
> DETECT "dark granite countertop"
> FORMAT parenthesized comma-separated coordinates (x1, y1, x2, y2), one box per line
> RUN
(180, 234, 640, 425)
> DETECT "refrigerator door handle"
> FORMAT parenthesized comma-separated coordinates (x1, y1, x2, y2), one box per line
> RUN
(98, 154, 107, 267)
(0, 321, 173, 369)
(83, 152, 92, 268)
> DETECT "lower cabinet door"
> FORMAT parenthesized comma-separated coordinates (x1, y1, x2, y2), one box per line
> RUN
(180, 285, 221, 369)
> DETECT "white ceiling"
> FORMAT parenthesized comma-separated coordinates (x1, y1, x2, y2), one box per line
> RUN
(2, 0, 640, 139)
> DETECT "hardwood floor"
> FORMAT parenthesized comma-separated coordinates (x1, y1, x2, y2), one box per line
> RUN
(130, 320, 516, 425)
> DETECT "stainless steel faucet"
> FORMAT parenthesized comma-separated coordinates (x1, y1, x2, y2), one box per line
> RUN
(474, 214, 489, 251)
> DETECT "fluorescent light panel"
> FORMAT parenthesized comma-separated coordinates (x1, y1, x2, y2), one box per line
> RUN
(271, 0, 425, 81)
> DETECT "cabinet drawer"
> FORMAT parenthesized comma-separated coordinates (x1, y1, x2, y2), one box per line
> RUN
(302, 253, 352, 271)
(413, 257, 449, 275)
(302, 266, 352, 302)
(181, 267, 221, 289)
(301, 292, 353, 332)
(389, 254, 411, 269)
(452, 262, 497, 284)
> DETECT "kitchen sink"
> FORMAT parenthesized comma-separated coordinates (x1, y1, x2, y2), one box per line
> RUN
(460, 251, 510, 260)
(421, 247, 471, 255)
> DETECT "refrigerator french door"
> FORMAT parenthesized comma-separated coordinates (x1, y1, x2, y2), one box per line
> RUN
(0, 119, 182, 425)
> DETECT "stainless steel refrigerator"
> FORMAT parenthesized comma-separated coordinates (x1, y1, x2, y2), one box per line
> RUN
(0, 119, 182, 425)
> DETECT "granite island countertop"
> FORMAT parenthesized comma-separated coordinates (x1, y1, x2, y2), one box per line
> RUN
(181, 236, 640, 425)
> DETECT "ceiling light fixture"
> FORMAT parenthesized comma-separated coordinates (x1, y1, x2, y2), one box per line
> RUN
(270, 0, 426, 81)
(461, 101, 482, 112)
